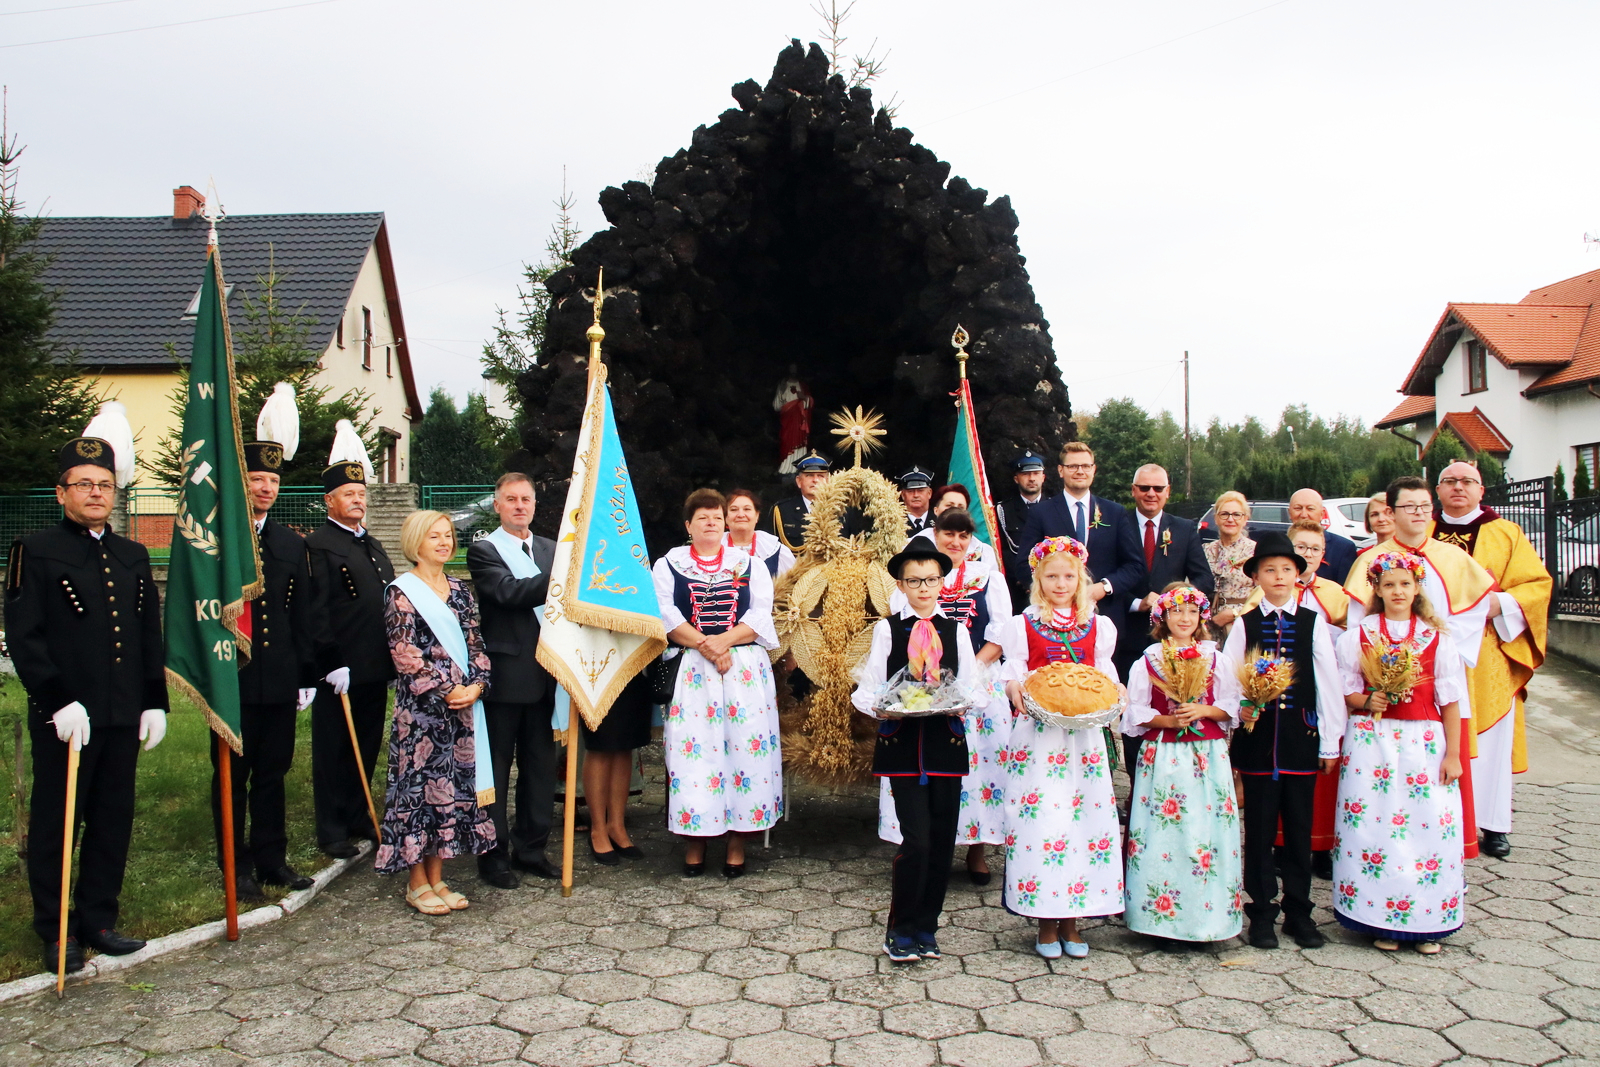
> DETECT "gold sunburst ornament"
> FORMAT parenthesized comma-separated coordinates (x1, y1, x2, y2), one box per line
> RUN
(828, 405, 887, 468)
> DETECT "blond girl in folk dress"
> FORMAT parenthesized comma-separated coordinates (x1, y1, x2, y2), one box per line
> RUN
(1123, 585, 1244, 947)
(997, 536, 1124, 959)
(1331, 551, 1467, 954)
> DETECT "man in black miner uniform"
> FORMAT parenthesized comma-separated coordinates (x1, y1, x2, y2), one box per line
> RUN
(213, 439, 318, 901)
(6, 436, 169, 973)
(466, 472, 561, 887)
(995, 450, 1047, 606)
(898, 466, 936, 536)
(764, 452, 831, 552)
(306, 458, 396, 859)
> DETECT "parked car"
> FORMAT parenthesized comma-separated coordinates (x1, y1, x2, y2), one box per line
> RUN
(1197, 500, 1292, 543)
(1325, 497, 1378, 549)
(1558, 510, 1599, 603)
(448, 494, 497, 545)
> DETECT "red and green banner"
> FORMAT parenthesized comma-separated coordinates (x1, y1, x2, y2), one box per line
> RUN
(947, 378, 1004, 574)
(163, 249, 262, 752)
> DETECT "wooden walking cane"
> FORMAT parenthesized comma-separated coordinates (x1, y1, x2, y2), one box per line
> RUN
(217, 744, 239, 941)
(560, 713, 579, 898)
(56, 737, 81, 997)
(340, 693, 382, 841)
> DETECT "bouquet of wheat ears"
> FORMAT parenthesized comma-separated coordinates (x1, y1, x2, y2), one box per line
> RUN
(1358, 642, 1426, 722)
(1236, 648, 1296, 733)
(1150, 641, 1213, 737)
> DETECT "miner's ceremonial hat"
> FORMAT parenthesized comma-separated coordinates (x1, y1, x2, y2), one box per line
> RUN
(795, 452, 831, 473)
(321, 461, 367, 493)
(1012, 451, 1045, 472)
(57, 437, 116, 479)
(244, 442, 284, 474)
(897, 466, 935, 491)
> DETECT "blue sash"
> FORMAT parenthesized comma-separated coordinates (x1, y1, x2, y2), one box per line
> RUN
(485, 528, 568, 731)
(390, 571, 495, 805)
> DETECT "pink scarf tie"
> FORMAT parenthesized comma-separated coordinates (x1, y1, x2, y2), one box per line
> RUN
(907, 618, 944, 682)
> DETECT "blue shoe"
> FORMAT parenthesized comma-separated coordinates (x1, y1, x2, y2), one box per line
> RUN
(883, 934, 920, 963)
(1064, 939, 1089, 959)
(915, 933, 941, 960)
(1035, 939, 1063, 959)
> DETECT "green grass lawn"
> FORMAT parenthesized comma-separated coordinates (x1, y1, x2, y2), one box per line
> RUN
(0, 682, 390, 983)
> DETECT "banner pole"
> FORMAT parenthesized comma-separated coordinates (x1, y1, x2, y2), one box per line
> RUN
(561, 715, 579, 898)
(55, 739, 80, 998)
(340, 693, 382, 841)
(218, 744, 239, 941)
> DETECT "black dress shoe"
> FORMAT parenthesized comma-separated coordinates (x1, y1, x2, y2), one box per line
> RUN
(321, 840, 359, 860)
(968, 868, 992, 887)
(234, 873, 268, 903)
(683, 861, 705, 877)
(1248, 919, 1279, 950)
(258, 865, 314, 891)
(478, 861, 520, 890)
(1311, 850, 1334, 881)
(82, 928, 147, 955)
(617, 845, 645, 859)
(722, 863, 745, 879)
(1480, 831, 1512, 859)
(1284, 921, 1326, 949)
(512, 855, 560, 879)
(43, 938, 84, 974)
(589, 841, 621, 867)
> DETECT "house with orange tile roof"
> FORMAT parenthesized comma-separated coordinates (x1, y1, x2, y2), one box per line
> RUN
(1376, 267, 1600, 486)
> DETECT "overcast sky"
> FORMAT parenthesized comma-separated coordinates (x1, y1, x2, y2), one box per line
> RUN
(6, 0, 1598, 432)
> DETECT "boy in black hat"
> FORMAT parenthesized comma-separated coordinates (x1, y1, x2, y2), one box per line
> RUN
(852, 542, 977, 962)
(7, 436, 169, 972)
(1220, 531, 1344, 950)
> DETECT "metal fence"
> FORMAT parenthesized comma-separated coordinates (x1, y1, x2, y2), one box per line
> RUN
(1483, 477, 1600, 619)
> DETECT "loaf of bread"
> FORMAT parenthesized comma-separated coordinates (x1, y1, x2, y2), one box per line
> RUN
(1024, 662, 1121, 717)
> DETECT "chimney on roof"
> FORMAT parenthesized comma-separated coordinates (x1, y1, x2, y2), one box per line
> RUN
(172, 185, 204, 219)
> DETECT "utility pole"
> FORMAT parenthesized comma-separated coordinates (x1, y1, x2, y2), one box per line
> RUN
(1183, 350, 1192, 500)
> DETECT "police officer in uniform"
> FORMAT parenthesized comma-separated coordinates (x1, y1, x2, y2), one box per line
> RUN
(305, 451, 396, 858)
(898, 466, 937, 537)
(764, 452, 832, 552)
(6, 436, 168, 973)
(213, 438, 318, 900)
(995, 451, 1047, 606)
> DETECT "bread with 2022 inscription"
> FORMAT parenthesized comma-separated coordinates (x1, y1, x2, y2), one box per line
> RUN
(1023, 662, 1121, 717)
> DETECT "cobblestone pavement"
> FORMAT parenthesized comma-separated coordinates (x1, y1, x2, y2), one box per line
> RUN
(4, 769, 1600, 1067)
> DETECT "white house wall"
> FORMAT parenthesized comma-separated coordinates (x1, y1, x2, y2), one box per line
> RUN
(317, 245, 412, 481)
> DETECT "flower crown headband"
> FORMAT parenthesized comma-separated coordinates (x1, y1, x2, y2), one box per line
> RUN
(1151, 585, 1211, 621)
(1029, 536, 1088, 571)
(1367, 550, 1426, 585)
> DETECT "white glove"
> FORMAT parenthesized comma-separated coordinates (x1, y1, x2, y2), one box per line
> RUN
(324, 667, 351, 695)
(51, 702, 90, 749)
(297, 688, 317, 711)
(139, 709, 167, 751)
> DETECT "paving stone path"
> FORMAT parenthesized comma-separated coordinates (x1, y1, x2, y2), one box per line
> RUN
(4, 767, 1599, 1067)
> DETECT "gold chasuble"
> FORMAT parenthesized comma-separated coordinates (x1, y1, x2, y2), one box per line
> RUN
(1431, 513, 1551, 774)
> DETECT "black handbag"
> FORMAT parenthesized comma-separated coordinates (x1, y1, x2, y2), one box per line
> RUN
(647, 650, 683, 704)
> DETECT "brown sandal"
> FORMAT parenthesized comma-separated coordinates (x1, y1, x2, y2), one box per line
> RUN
(432, 881, 469, 910)
(405, 885, 449, 916)
(1415, 941, 1442, 955)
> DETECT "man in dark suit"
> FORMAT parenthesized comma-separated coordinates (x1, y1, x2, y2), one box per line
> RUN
(465, 472, 560, 887)
(995, 450, 1047, 609)
(1290, 488, 1358, 584)
(214, 440, 318, 902)
(763, 452, 831, 552)
(898, 466, 937, 537)
(1116, 464, 1216, 767)
(1011, 441, 1142, 621)
(305, 460, 396, 859)
(7, 437, 169, 973)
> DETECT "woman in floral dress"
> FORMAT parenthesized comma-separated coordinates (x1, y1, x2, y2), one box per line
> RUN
(654, 488, 782, 878)
(1331, 551, 1466, 954)
(879, 508, 1013, 885)
(997, 536, 1123, 959)
(1204, 491, 1255, 637)
(1122, 585, 1243, 946)
(378, 511, 497, 915)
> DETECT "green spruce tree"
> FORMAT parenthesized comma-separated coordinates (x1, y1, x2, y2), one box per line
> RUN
(1083, 398, 1154, 506)
(1574, 461, 1593, 500)
(1555, 464, 1569, 504)
(412, 387, 498, 486)
(0, 103, 104, 492)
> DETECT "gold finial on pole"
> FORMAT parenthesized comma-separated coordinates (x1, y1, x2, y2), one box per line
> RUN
(951, 324, 970, 381)
(585, 269, 605, 386)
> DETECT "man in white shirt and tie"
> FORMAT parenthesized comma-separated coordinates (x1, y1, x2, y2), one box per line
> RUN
(1011, 441, 1141, 618)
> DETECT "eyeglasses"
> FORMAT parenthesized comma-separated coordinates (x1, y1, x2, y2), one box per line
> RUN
(1438, 477, 1481, 488)
(62, 480, 115, 494)
(1395, 503, 1433, 515)
(1133, 484, 1168, 493)
(899, 576, 943, 589)
(1215, 510, 1246, 520)
(1060, 464, 1094, 473)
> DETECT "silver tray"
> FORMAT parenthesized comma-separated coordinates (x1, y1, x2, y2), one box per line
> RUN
(1020, 690, 1125, 732)
(875, 699, 976, 720)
